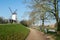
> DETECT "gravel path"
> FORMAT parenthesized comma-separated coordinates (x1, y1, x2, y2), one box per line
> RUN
(25, 28, 48, 40)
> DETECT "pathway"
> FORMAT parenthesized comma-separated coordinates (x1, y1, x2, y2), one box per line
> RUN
(25, 28, 48, 40)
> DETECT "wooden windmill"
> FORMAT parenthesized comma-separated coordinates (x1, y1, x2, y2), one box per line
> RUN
(9, 8, 17, 23)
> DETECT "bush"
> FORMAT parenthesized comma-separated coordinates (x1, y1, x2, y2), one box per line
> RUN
(20, 20, 28, 27)
(0, 17, 8, 24)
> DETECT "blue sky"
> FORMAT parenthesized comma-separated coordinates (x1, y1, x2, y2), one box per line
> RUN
(0, 0, 60, 25)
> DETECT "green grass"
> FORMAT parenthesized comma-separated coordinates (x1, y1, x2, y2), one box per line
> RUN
(56, 34, 60, 40)
(46, 31, 60, 40)
(0, 24, 30, 40)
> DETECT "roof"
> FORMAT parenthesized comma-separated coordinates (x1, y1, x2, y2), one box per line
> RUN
(12, 13, 17, 14)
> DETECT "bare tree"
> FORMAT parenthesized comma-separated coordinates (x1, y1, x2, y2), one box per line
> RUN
(25, 0, 60, 33)
(25, 0, 54, 31)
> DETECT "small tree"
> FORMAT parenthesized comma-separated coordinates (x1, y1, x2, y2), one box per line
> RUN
(0, 17, 3, 24)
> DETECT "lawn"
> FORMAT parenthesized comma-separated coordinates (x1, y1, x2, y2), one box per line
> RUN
(56, 34, 60, 40)
(0, 24, 30, 40)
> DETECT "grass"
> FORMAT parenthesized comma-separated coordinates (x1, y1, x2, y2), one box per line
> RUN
(56, 34, 60, 40)
(0, 24, 30, 40)
(46, 31, 60, 40)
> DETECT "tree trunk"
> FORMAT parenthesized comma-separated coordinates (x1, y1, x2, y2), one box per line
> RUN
(41, 17, 44, 31)
(42, 19, 44, 28)
(54, 0, 60, 34)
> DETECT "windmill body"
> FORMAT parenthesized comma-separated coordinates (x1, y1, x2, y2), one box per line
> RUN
(12, 13, 17, 21)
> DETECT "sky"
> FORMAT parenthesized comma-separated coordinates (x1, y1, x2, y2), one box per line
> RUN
(0, 0, 59, 25)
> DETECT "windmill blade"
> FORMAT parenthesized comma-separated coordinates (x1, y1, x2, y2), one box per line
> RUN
(9, 7, 12, 13)
(14, 9, 17, 13)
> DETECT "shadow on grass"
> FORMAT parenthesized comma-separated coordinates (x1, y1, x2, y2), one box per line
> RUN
(46, 31, 60, 40)
(55, 34, 60, 40)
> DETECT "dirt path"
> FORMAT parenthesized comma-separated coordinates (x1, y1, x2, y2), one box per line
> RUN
(25, 28, 48, 40)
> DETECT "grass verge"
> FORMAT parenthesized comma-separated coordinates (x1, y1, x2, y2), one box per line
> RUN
(0, 24, 30, 40)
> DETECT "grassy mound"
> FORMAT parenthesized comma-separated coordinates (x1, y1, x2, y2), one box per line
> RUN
(0, 24, 30, 40)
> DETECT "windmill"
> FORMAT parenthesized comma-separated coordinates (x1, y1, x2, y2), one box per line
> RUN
(9, 8, 17, 23)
